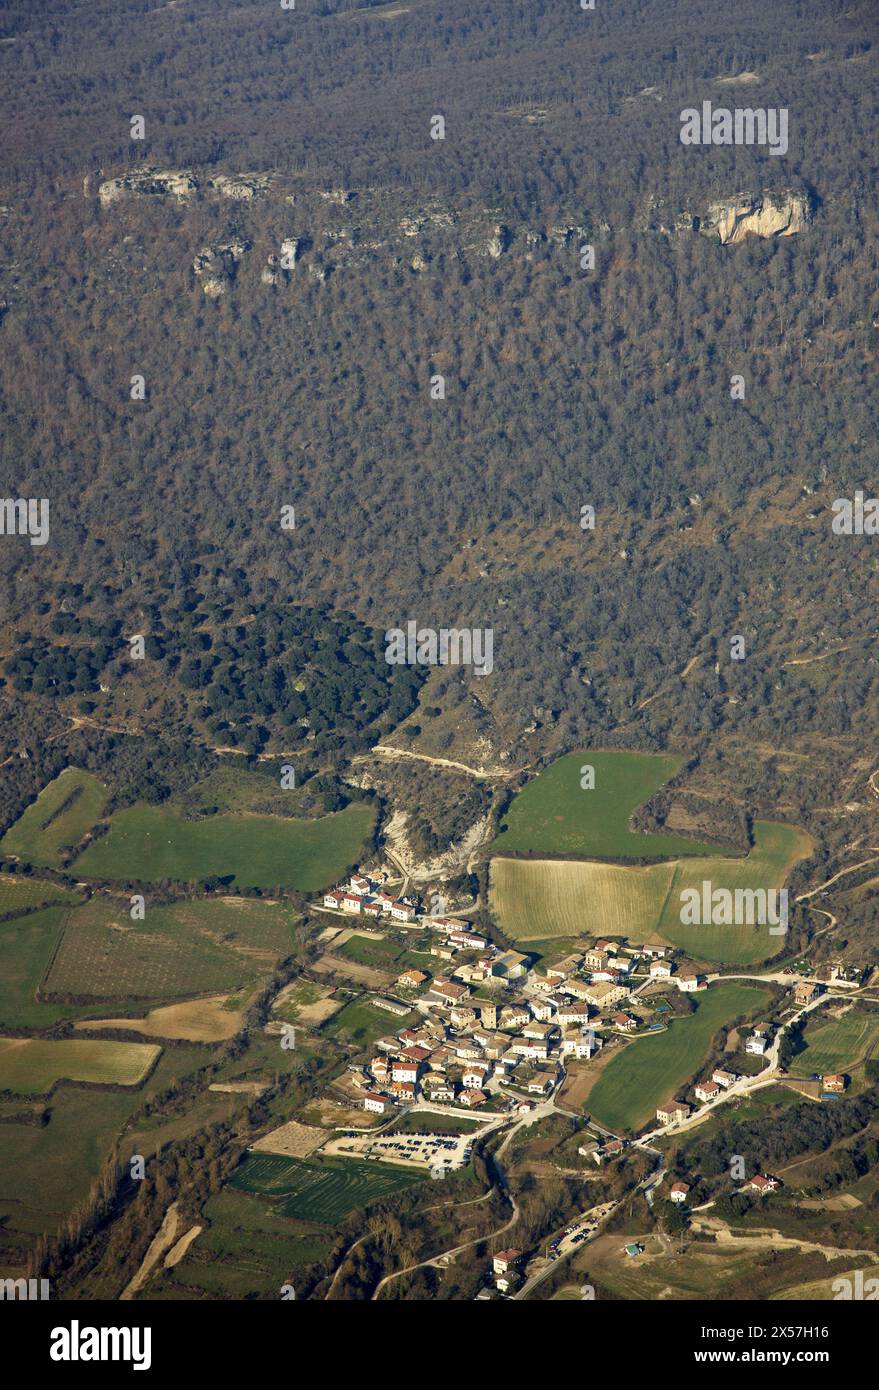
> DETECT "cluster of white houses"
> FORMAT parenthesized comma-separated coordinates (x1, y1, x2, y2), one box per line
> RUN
(353, 997, 583, 1114)
(349, 939, 706, 1115)
(323, 874, 419, 923)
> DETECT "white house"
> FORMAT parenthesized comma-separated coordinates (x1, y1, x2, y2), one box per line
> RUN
(391, 1060, 421, 1084)
(363, 1092, 390, 1114)
(529, 999, 557, 1022)
(650, 960, 673, 978)
(694, 1081, 720, 1103)
(677, 973, 705, 993)
(712, 1069, 739, 1088)
(557, 1002, 590, 1026)
(463, 1065, 492, 1089)
(389, 900, 417, 923)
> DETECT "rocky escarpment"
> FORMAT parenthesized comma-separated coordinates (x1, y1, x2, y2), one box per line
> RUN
(701, 189, 813, 244)
(93, 165, 817, 303)
(91, 166, 588, 269)
(642, 187, 813, 243)
(98, 168, 272, 206)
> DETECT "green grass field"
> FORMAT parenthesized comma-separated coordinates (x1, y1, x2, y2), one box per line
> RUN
(0, 873, 81, 915)
(491, 821, 810, 964)
(335, 934, 405, 968)
(0, 768, 108, 868)
(43, 896, 299, 1001)
(0, 1036, 161, 1094)
(161, 1189, 334, 1299)
(586, 983, 769, 1130)
(656, 822, 814, 962)
(789, 1010, 879, 1078)
(322, 998, 417, 1047)
(387, 1112, 484, 1135)
(229, 1151, 426, 1222)
(73, 800, 375, 890)
(494, 751, 724, 859)
(0, 1046, 207, 1274)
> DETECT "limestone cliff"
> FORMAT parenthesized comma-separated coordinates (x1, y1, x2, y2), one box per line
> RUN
(701, 190, 812, 244)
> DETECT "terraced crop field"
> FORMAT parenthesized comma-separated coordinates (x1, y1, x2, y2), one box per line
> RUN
(0, 1036, 161, 1094)
(43, 897, 299, 1001)
(490, 856, 676, 942)
(0, 906, 102, 1029)
(0, 874, 81, 915)
(73, 800, 375, 890)
(491, 821, 811, 964)
(0, 768, 108, 868)
(229, 1152, 425, 1222)
(789, 1010, 879, 1077)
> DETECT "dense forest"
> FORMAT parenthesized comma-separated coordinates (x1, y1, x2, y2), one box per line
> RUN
(0, 0, 876, 828)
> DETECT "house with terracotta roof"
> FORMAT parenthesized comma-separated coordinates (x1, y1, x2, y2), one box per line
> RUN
(427, 979, 470, 1005)
(493, 1250, 522, 1275)
(459, 1088, 486, 1108)
(557, 1002, 590, 1026)
(656, 1100, 690, 1125)
(397, 969, 429, 989)
(388, 1080, 416, 1101)
(794, 980, 822, 1006)
(391, 1059, 421, 1085)
(670, 1181, 689, 1204)
(694, 1080, 721, 1103)
(363, 1092, 391, 1114)
(745, 1174, 781, 1195)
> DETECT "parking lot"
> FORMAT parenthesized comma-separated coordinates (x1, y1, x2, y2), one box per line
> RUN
(321, 1130, 472, 1173)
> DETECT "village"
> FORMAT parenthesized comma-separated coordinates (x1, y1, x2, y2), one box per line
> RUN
(314, 873, 854, 1126)
(272, 868, 879, 1299)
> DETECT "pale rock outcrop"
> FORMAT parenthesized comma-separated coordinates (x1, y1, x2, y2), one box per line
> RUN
(207, 173, 272, 200)
(701, 190, 812, 244)
(549, 224, 588, 246)
(97, 168, 271, 207)
(642, 189, 812, 242)
(192, 240, 251, 294)
(487, 223, 511, 257)
(280, 237, 304, 268)
(99, 169, 198, 206)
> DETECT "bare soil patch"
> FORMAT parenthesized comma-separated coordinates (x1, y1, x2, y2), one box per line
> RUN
(75, 994, 245, 1042)
(313, 953, 391, 988)
(252, 1118, 328, 1158)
